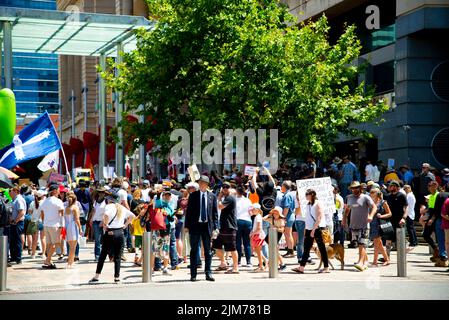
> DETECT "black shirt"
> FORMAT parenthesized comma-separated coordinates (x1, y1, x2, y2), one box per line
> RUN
(385, 192, 408, 227)
(256, 182, 277, 217)
(219, 195, 237, 230)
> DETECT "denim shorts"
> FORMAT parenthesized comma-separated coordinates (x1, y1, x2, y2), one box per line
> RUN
(285, 214, 295, 228)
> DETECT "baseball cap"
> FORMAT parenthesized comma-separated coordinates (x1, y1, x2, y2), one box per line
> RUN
(48, 184, 59, 192)
(389, 180, 400, 187)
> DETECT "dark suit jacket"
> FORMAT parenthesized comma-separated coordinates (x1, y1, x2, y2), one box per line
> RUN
(185, 190, 218, 237)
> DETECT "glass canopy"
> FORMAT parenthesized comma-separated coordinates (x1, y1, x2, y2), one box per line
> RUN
(0, 6, 155, 57)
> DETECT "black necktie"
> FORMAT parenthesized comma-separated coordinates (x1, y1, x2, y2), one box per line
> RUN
(201, 193, 207, 222)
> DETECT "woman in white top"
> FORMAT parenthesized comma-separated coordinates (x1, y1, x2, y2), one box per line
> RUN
(249, 203, 267, 271)
(64, 192, 82, 268)
(29, 190, 46, 259)
(235, 186, 253, 267)
(292, 189, 330, 274)
(89, 190, 135, 283)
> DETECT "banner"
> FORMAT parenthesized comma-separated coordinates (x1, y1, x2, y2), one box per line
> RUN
(244, 165, 257, 176)
(296, 177, 336, 218)
(0, 111, 61, 169)
(37, 150, 59, 172)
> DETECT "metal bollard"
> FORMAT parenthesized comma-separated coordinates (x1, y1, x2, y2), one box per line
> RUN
(182, 227, 187, 259)
(268, 226, 278, 278)
(396, 227, 407, 277)
(142, 231, 152, 283)
(0, 236, 7, 291)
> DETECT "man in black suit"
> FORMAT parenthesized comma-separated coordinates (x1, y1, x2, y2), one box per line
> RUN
(185, 175, 219, 281)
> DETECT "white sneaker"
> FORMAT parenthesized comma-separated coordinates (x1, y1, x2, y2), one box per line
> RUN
(246, 264, 253, 268)
(162, 268, 172, 276)
(30, 255, 36, 259)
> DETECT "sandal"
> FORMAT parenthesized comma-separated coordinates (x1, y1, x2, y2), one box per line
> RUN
(318, 269, 330, 273)
(134, 262, 142, 267)
(292, 267, 304, 274)
(354, 264, 365, 272)
(382, 261, 390, 266)
(215, 266, 228, 271)
(225, 269, 240, 274)
(254, 267, 265, 272)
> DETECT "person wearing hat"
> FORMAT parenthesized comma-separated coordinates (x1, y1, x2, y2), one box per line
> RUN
(90, 187, 108, 261)
(89, 189, 135, 283)
(331, 157, 342, 173)
(184, 175, 219, 282)
(339, 156, 360, 199)
(28, 189, 47, 259)
(384, 168, 400, 184)
(343, 181, 376, 271)
(40, 183, 65, 269)
(141, 179, 151, 202)
(384, 180, 408, 256)
(213, 181, 240, 274)
(263, 206, 287, 271)
(249, 203, 266, 271)
(418, 163, 436, 205)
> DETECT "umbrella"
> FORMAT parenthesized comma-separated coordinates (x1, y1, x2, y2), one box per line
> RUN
(0, 171, 13, 188)
(0, 166, 19, 179)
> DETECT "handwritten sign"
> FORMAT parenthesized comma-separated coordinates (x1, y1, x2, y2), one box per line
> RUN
(296, 177, 336, 218)
(48, 172, 66, 184)
(187, 164, 200, 182)
(244, 165, 257, 176)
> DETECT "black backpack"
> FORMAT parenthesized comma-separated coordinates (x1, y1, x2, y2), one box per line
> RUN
(0, 196, 11, 227)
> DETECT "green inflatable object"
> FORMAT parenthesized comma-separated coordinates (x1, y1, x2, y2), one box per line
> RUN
(0, 88, 16, 149)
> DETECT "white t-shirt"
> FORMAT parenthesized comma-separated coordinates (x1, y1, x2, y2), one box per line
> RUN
(305, 201, 326, 230)
(40, 196, 64, 228)
(252, 214, 266, 238)
(236, 196, 252, 222)
(406, 192, 416, 220)
(117, 189, 128, 204)
(92, 200, 107, 222)
(335, 194, 344, 221)
(104, 203, 135, 229)
(365, 164, 376, 181)
(141, 188, 151, 202)
(30, 200, 43, 223)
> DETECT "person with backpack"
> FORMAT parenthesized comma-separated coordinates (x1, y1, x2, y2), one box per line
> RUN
(89, 189, 135, 284)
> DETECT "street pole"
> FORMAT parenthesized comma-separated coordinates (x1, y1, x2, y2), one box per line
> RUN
(268, 226, 278, 278)
(0, 235, 7, 292)
(397, 227, 407, 277)
(115, 42, 124, 177)
(142, 231, 152, 283)
(98, 55, 107, 180)
(82, 85, 88, 132)
(70, 90, 76, 173)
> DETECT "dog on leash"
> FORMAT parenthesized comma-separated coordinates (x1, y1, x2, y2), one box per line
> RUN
(312, 243, 345, 270)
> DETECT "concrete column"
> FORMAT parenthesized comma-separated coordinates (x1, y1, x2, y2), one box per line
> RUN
(99, 55, 107, 180)
(3, 22, 13, 89)
(115, 43, 124, 177)
(139, 105, 145, 178)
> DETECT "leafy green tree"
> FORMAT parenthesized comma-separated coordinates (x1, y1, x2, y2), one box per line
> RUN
(103, 0, 388, 160)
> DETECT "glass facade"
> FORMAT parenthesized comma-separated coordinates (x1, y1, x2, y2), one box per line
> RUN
(0, 0, 59, 114)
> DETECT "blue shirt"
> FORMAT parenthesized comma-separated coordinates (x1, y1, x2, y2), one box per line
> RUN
(340, 162, 359, 183)
(399, 170, 413, 185)
(155, 198, 175, 229)
(281, 192, 295, 218)
(12, 194, 27, 221)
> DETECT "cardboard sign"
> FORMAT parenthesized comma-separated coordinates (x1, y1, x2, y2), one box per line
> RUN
(38, 179, 48, 189)
(187, 164, 200, 182)
(387, 158, 395, 169)
(259, 161, 270, 175)
(296, 177, 336, 218)
(177, 173, 185, 181)
(48, 172, 65, 184)
(18, 178, 31, 186)
(244, 165, 257, 176)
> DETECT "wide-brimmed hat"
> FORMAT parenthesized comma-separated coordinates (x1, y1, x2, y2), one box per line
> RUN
(198, 175, 210, 184)
(105, 190, 119, 203)
(36, 190, 47, 198)
(349, 181, 361, 189)
(186, 182, 199, 190)
(366, 180, 375, 187)
(96, 186, 108, 193)
(270, 206, 284, 218)
(333, 157, 342, 165)
(443, 168, 449, 176)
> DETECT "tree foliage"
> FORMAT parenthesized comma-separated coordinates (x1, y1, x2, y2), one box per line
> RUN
(103, 0, 388, 160)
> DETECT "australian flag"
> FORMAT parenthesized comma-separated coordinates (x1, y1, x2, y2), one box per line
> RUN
(0, 111, 62, 169)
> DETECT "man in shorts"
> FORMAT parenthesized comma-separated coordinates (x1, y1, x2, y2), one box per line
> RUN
(343, 181, 376, 271)
(214, 182, 239, 274)
(40, 184, 64, 269)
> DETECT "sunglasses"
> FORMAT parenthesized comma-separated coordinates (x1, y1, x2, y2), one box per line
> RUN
(222, 185, 231, 189)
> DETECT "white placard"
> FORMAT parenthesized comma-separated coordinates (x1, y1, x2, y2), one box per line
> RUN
(244, 165, 257, 176)
(187, 164, 200, 182)
(296, 177, 336, 218)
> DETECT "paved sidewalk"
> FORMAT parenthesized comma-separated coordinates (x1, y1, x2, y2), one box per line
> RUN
(1, 242, 448, 298)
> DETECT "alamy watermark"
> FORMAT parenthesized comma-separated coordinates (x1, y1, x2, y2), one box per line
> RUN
(169, 121, 279, 173)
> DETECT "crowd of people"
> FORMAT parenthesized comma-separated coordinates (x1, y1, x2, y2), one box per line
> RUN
(1, 156, 448, 282)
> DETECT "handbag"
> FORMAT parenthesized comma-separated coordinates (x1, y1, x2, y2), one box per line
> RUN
(379, 218, 394, 238)
(150, 208, 167, 231)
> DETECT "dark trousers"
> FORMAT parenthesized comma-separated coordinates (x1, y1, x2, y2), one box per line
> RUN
(423, 222, 437, 250)
(333, 218, 345, 245)
(124, 225, 132, 249)
(406, 217, 418, 247)
(10, 221, 24, 262)
(96, 229, 124, 278)
(300, 228, 328, 268)
(189, 224, 212, 278)
(236, 219, 252, 265)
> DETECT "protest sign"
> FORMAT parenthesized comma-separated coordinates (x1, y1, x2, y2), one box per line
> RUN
(187, 164, 200, 182)
(296, 177, 336, 218)
(244, 165, 257, 176)
(48, 172, 65, 184)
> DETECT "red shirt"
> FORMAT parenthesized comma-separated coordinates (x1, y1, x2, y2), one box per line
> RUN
(442, 198, 449, 230)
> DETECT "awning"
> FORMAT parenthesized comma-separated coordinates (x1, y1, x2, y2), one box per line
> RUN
(0, 6, 155, 57)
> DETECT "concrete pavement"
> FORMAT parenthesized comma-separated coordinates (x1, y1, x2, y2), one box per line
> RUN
(1, 242, 448, 299)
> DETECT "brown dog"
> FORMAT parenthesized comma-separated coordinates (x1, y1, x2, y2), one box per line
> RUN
(312, 243, 345, 270)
